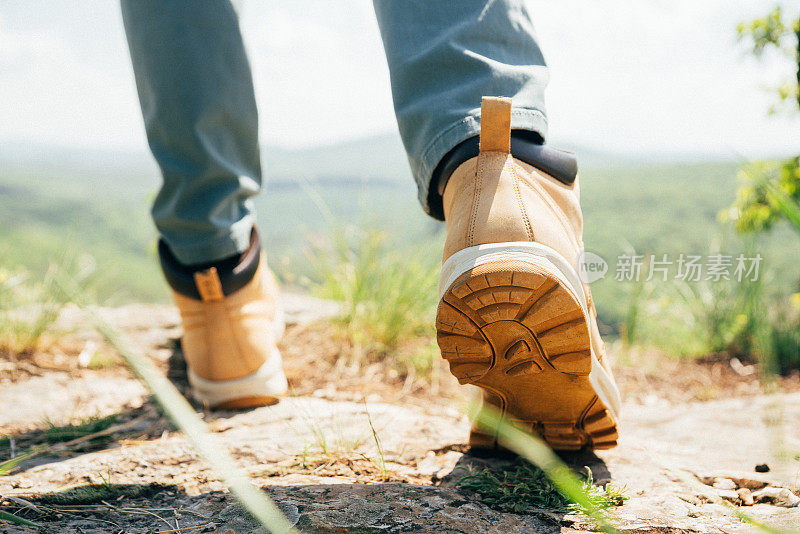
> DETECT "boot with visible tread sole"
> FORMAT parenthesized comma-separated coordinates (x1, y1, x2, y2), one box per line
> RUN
(437, 260, 617, 450)
(436, 96, 620, 451)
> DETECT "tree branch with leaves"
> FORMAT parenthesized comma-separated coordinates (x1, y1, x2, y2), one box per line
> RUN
(723, 6, 800, 236)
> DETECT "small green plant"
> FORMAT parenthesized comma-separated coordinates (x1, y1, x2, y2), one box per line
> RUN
(0, 251, 102, 360)
(0, 267, 63, 357)
(307, 224, 439, 367)
(364, 401, 389, 480)
(470, 405, 624, 532)
(286, 395, 370, 459)
(41, 414, 119, 444)
(458, 463, 627, 514)
(278, 398, 395, 481)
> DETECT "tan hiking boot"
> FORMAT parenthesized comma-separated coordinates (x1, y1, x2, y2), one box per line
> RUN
(160, 232, 288, 409)
(436, 97, 621, 451)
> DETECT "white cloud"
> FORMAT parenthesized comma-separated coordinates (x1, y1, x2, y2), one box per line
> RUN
(0, 6, 144, 150)
(533, 0, 800, 157)
(0, 0, 798, 158)
(240, 0, 395, 147)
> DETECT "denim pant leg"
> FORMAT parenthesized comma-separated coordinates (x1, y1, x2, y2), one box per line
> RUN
(121, 0, 260, 265)
(373, 0, 549, 219)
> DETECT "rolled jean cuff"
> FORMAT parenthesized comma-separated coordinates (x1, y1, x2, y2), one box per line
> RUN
(417, 107, 548, 221)
(163, 215, 256, 266)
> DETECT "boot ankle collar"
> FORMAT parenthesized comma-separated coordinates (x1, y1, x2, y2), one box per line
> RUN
(159, 231, 261, 301)
(434, 133, 578, 203)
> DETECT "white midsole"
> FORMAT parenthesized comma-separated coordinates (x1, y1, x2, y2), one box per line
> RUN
(273, 302, 286, 341)
(438, 242, 621, 422)
(188, 347, 288, 407)
(187, 301, 286, 408)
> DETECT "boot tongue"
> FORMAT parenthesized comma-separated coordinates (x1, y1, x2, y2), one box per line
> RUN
(479, 96, 512, 153)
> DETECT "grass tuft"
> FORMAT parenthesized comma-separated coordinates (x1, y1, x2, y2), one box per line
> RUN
(34, 483, 160, 506)
(0, 267, 63, 357)
(307, 224, 440, 371)
(621, 237, 800, 374)
(41, 414, 119, 444)
(457, 463, 627, 514)
(0, 251, 102, 360)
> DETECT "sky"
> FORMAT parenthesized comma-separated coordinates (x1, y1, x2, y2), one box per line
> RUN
(1, 0, 799, 159)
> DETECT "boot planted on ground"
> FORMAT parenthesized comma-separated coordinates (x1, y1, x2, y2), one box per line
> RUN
(436, 97, 621, 450)
(160, 229, 288, 409)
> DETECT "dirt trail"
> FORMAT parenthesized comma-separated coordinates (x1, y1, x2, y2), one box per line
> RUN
(1, 298, 799, 533)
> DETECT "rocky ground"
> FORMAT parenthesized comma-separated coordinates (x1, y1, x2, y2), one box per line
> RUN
(1, 296, 799, 533)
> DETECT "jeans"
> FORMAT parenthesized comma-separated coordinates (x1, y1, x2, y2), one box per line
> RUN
(122, 0, 548, 265)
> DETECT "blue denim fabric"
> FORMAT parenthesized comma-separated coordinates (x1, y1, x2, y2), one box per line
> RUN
(122, 0, 548, 263)
(373, 0, 548, 214)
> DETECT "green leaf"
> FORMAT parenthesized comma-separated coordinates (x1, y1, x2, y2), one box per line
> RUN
(0, 509, 45, 530)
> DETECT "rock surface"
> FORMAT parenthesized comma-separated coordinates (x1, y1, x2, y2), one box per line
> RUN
(1, 302, 799, 533)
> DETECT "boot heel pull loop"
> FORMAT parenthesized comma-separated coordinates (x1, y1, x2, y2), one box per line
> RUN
(479, 96, 512, 153)
(194, 268, 225, 302)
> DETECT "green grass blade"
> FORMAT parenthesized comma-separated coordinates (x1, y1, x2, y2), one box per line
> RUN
(54, 279, 296, 534)
(0, 509, 44, 530)
(0, 447, 45, 475)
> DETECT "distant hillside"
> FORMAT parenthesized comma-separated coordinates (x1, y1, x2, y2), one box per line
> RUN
(260, 133, 636, 184)
(262, 133, 411, 184)
(2, 138, 798, 330)
(1, 133, 639, 189)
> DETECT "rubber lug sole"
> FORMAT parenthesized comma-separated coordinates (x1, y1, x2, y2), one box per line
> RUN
(436, 259, 618, 451)
(214, 394, 283, 410)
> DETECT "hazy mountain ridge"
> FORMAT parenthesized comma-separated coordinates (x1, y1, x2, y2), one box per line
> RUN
(1, 132, 731, 189)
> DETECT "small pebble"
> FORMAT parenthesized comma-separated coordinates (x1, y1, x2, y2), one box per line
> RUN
(737, 488, 755, 506)
(712, 478, 737, 491)
(755, 463, 770, 473)
(752, 487, 800, 507)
